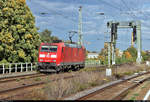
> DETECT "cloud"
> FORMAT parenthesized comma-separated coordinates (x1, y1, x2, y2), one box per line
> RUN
(83, 29, 106, 35)
(26, 0, 150, 51)
(84, 30, 99, 35)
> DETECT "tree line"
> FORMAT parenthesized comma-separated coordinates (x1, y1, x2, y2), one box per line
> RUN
(88, 43, 150, 65)
(0, 0, 60, 64)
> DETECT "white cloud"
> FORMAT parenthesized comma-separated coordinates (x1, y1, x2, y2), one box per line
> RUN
(83, 21, 93, 24)
(83, 29, 105, 35)
(26, 0, 150, 51)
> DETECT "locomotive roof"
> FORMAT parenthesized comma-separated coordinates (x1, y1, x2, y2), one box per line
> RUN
(64, 43, 82, 48)
(41, 42, 85, 49)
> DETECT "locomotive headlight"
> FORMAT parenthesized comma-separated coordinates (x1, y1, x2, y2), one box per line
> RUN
(40, 59, 43, 61)
(40, 54, 45, 58)
(51, 55, 57, 58)
(52, 60, 56, 62)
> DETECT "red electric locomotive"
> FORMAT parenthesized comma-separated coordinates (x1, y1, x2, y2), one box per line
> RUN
(38, 42, 86, 72)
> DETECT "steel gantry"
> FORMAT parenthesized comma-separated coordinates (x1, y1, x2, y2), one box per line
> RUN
(107, 20, 142, 64)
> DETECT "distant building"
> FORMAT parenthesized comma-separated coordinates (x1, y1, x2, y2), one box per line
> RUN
(88, 53, 99, 59)
(118, 50, 123, 57)
(146, 50, 150, 54)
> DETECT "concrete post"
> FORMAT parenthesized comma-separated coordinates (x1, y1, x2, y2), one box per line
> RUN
(15, 63, 17, 73)
(21, 63, 23, 72)
(113, 43, 116, 65)
(108, 42, 111, 68)
(9, 64, 11, 74)
(3, 64, 5, 74)
(26, 63, 28, 72)
(106, 42, 112, 76)
(31, 63, 33, 71)
(112, 43, 115, 65)
(136, 21, 142, 64)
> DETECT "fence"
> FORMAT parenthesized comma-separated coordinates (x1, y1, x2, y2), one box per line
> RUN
(0, 63, 37, 74)
(85, 60, 101, 66)
(0, 60, 101, 74)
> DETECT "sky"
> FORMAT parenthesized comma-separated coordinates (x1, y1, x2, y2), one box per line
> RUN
(26, 0, 150, 52)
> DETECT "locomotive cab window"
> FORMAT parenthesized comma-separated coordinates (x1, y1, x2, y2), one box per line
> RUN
(41, 46, 58, 52)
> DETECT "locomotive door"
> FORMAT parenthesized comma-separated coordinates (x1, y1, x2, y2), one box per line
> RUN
(62, 47, 65, 65)
(62, 47, 68, 65)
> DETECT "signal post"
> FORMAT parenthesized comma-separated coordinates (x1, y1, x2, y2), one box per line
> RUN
(107, 20, 142, 64)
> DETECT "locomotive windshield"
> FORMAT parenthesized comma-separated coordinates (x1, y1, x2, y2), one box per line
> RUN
(41, 46, 57, 52)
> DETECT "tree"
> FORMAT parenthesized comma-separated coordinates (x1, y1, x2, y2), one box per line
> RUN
(142, 51, 150, 61)
(98, 43, 109, 65)
(126, 46, 137, 58)
(99, 43, 108, 58)
(39, 29, 59, 43)
(125, 46, 137, 61)
(124, 51, 132, 59)
(0, 0, 41, 63)
(91, 51, 97, 53)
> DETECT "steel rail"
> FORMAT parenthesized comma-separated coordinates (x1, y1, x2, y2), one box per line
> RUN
(0, 74, 79, 100)
(0, 63, 146, 100)
(0, 73, 47, 84)
(0, 62, 131, 80)
(0, 72, 38, 80)
(0, 64, 105, 83)
(64, 70, 150, 100)
(111, 76, 150, 100)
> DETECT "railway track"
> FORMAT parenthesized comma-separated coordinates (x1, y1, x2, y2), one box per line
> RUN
(0, 73, 47, 84)
(0, 63, 145, 100)
(64, 70, 150, 100)
(0, 62, 129, 80)
(0, 72, 80, 100)
(0, 64, 106, 84)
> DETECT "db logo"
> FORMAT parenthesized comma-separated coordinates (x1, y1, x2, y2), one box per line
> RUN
(46, 53, 50, 57)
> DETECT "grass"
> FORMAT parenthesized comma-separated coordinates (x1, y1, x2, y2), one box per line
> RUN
(79, 67, 105, 72)
(133, 93, 139, 96)
(141, 86, 146, 89)
(129, 93, 139, 100)
(141, 81, 150, 89)
(76, 83, 88, 91)
(34, 77, 41, 81)
(124, 90, 138, 100)
(123, 72, 133, 76)
(16, 78, 20, 82)
(27, 71, 112, 100)
(23, 89, 46, 100)
(89, 81, 99, 87)
(130, 96, 136, 100)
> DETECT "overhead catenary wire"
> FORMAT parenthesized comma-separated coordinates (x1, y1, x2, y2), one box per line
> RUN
(31, 1, 77, 23)
(120, 0, 150, 21)
(99, 0, 150, 22)
(28, 0, 80, 34)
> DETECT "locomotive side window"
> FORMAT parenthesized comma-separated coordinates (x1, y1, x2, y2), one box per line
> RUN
(41, 46, 57, 52)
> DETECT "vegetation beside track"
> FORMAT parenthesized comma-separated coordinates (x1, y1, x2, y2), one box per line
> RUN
(19, 63, 150, 100)
(95, 45, 150, 65)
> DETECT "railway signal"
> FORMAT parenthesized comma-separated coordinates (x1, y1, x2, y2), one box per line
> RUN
(107, 21, 142, 64)
(111, 23, 118, 40)
(133, 26, 137, 43)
